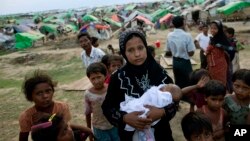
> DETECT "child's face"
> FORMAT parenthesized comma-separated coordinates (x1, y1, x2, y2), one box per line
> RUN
(108, 60, 123, 74)
(225, 32, 232, 38)
(125, 36, 147, 66)
(205, 95, 224, 111)
(89, 72, 106, 89)
(79, 36, 92, 51)
(57, 122, 74, 141)
(32, 83, 54, 108)
(202, 27, 208, 34)
(210, 23, 218, 36)
(233, 80, 250, 100)
(190, 131, 213, 141)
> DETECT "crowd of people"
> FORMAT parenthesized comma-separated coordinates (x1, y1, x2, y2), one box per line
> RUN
(18, 15, 249, 141)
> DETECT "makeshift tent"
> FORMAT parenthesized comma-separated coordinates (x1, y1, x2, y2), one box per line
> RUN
(39, 24, 58, 35)
(125, 4, 137, 11)
(217, 1, 250, 15)
(82, 14, 99, 22)
(135, 16, 154, 26)
(15, 32, 44, 49)
(159, 13, 173, 23)
(124, 11, 152, 23)
(150, 9, 169, 22)
(79, 23, 112, 40)
(111, 14, 121, 22)
(103, 17, 122, 27)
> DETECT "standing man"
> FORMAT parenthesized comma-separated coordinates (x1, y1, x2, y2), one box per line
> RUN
(165, 16, 196, 89)
(77, 32, 105, 68)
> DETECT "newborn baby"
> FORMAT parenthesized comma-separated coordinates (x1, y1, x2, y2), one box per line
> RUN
(120, 84, 182, 131)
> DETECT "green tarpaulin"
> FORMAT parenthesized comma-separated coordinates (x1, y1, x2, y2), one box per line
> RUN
(82, 15, 99, 22)
(15, 33, 44, 49)
(103, 17, 122, 27)
(65, 24, 79, 32)
(217, 1, 250, 15)
(125, 4, 137, 11)
(150, 9, 169, 22)
(39, 24, 58, 34)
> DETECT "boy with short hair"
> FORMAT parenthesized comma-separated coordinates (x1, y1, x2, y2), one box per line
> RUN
(181, 112, 214, 141)
(194, 24, 211, 69)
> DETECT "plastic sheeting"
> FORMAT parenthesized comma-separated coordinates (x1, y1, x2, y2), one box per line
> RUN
(217, 1, 250, 15)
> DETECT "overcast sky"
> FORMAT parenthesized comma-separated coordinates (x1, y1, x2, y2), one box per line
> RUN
(0, 0, 162, 15)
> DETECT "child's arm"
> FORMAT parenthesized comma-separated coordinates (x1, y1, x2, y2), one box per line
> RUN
(182, 76, 209, 95)
(70, 124, 93, 135)
(86, 114, 94, 141)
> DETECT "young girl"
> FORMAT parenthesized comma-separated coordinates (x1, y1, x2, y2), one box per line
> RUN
(102, 54, 124, 84)
(181, 112, 214, 141)
(197, 80, 227, 141)
(85, 62, 120, 141)
(31, 114, 92, 141)
(102, 28, 175, 141)
(19, 70, 71, 141)
(182, 69, 211, 112)
(206, 20, 230, 87)
(224, 69, 250, 125)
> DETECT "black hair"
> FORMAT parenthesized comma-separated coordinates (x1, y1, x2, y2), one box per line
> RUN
(181, 112, 213, 141)
(91, 37, 98, 46)
(147, 45, 155, 57)
(107, 55, 124, 67)
(232, 69, 250, 86)
(210, 21, 231, 46)
(190, 69, 210, 85)
(22, 70, 56, 102)
(101, 54, 112, 67)
(86, 62, 107, 78)
(77, 32, 91, 41)
(31, 114, 63, 141)
(226, 27, 235, 36)
(204, 80, 226, 97)
(172, 16, 184, 28)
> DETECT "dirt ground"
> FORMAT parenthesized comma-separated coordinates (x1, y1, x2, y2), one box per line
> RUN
(0, 21, 250, 141)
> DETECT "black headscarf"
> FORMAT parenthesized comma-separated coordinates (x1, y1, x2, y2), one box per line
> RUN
(210, 20, 231, 47)
(118, 28, 173, 97)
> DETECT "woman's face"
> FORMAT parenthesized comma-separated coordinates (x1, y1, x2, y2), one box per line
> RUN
(79, 36, 92, 51)
(125, 36, 147, 66)
(210, 23, 218, 36)
(233, 80, 250, 100)
(32, 83, 54, 109)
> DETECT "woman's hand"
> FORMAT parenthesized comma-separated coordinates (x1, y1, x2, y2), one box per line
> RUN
(144, 105, 165, 122)
(123, 111, 152, 130)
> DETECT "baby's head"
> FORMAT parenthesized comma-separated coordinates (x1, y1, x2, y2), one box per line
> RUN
(160, 84, 182, 102)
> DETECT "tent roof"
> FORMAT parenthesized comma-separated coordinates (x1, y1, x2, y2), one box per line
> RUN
(159, 13, 174, 23)
(135, 15, 154, 26)
(124, 10, 152, 23)
(217, 1, 250, 15)
(125, 4, 137, 11)
(111, 14, 121, 22)
(103, 17, 122, 27)
(82, 14, 99, 22)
